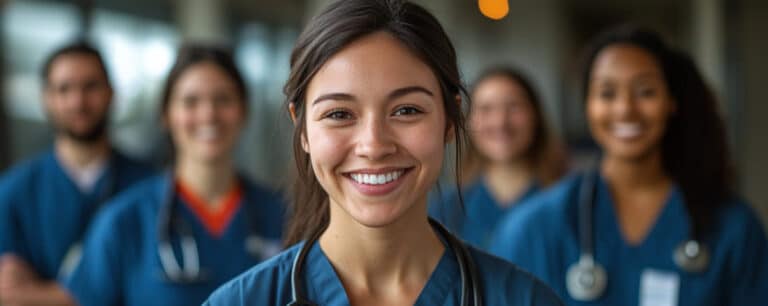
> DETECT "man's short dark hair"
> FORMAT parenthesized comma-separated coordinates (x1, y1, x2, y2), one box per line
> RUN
(41, 41, 111, 87)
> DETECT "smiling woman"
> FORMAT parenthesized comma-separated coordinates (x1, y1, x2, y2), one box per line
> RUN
(489, 25, 768, 306)
(203, 1, 563, 306)
(62, 45, 286, 306)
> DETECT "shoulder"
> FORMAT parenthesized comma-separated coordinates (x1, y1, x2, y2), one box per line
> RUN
(489, 175, 579, 260)
(241, 177, 285, 206)
(470, 248, 563, 306)
(713, 197, 767, 247)
(91, 175, 165, 231)
(205, 243, 300, 305)
(111, 150, 155, 183)
(498, 174, 580, 236)
(0, 152, 53, 211)
(428, 179, 480, 221)
(0, 152, 50, 192)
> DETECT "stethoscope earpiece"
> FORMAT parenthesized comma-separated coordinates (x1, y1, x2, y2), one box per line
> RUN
(674, 240, 710, 273)
(566, 255, 607, 301)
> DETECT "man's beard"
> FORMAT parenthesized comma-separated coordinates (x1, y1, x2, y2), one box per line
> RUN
(55, 116, 109, 144)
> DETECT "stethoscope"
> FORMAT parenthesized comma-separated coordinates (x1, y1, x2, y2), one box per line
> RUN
(156, 173, 281, 283)
(565, 170, 711, 301)
(286, 218, 483, 306)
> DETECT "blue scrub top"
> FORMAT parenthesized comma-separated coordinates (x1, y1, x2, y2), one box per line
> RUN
(0, 148, 154, 279)
(489, 174, 768, 306)
(204, 239, 563, 306)
(429, 178, 538, 250)
(64, 173, 286, 306)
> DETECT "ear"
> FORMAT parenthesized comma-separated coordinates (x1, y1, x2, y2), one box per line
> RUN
(444, 94, 462, 144)
(42, 86, 53, 112)
(290, 103, 310, 152)
(288, 102, 298, 125)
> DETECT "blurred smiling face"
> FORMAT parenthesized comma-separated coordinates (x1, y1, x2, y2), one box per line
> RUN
(469, 76, 536, 164)
(166, 62, 245, 164)
(302, 31, 449, 228)
(587, 44, 676, 162)
(44, 53, 113, 142)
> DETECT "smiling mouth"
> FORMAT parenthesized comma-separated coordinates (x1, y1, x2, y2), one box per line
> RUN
(612, 123, 643, 139)
(349, 169, 405, 185)
(343, 167, 413, 196)
(194, 125, 221, 142)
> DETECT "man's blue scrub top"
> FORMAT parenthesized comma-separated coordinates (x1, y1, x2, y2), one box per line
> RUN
(0, 149, 154, 279)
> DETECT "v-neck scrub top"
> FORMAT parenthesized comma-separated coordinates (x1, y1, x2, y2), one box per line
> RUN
(64, 174, 286, 306)
(204, 239, 564, 306)
(0, 149, 154, 279)
(489, 174, 768, 306)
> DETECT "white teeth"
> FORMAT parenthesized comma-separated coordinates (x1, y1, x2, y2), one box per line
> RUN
(613, 123, 642, 139)
(350, 170, 404, 185)
(196, 126, 219, 141)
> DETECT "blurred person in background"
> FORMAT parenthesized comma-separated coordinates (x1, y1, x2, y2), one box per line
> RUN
(63, 45, 286, 306)
(0, 42, 154, 306)
(430, 66, 566, 251)
(490, 25, 768, 305)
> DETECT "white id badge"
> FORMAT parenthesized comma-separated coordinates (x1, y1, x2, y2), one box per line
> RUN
(639, 269, 679, 306)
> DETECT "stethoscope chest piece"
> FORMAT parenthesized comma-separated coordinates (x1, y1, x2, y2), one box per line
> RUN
(566, 255, 607, 301)
(674, 240, 710, 273)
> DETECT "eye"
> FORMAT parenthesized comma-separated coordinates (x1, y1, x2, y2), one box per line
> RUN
(323, 108, 354, 120)
(598, 88, 616, 101)
(392, 105, 423, 116)
(636, 87, 658, 98)
(213, 94, 237, 106)
(182, 96, 199, 108)
(56, 84, 71, 94)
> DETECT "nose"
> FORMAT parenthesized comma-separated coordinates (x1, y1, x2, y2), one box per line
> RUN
(198, 99, 218, 123)
(612, 90, 638, 118)
(63, 87, 87, 108)
(354, 116, 397, 161)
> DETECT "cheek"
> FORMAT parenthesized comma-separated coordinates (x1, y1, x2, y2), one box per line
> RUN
(305, 126, 349, 174)
(469, 112, 490, 132)
(221, 105, 246, 128)
(400, 121, 446, 169)
(585, 101, 606, 130)
(166, 110, 191, 140)
(642, 99, 674, 128)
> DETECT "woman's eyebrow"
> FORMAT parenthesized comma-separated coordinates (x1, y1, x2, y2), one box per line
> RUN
(388, 86, 434, 100)
(311, 86, 434, 106)
(312, 93, 355, 106)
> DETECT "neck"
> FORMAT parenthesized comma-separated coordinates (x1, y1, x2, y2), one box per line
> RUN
(601, 150, 671, 194)
(54, 136, 110, 170)
(175, 156, 236, 206)
(319, 199, 444, 302)
(483, 159, 532, 205)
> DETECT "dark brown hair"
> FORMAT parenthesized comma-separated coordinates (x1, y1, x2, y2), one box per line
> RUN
(284, 0, 467, 245)
(581, 25, 734, 239)
(462, 67, 566, 186)
(41, 41, 111, 87)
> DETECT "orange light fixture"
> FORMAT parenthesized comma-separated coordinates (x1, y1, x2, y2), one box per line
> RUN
(478, 0, 509, 20)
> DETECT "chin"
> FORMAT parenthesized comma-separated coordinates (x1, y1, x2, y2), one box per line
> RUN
(343, 201, 412, 229)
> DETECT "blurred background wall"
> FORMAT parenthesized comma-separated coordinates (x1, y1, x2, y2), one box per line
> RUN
(1, 0, 766, 227)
